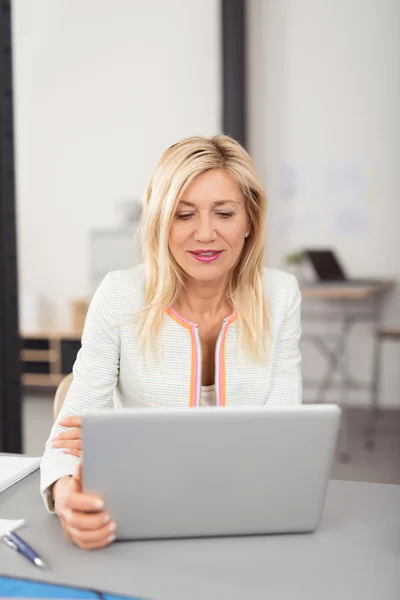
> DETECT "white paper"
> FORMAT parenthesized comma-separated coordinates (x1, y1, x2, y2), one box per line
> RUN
(0, 455, 41, 493)
(0, 518, 25, 537)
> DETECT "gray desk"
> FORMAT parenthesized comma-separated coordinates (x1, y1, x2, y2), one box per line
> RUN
(1, 472, 399, 600)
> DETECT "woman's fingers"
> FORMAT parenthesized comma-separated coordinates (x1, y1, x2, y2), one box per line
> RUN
(64, 508, 112, 531)
(59, 516, 73, 541)
(52, 428, 82, 455)
(52, 428, 82, 442)
(58, 416, 82, 428)
(52, 438, 82, 450)
(64, 512, 117, 550)
(72, 531, 116, 551)
(68, 520, 117, 544)
(61, 507, 116, 550)
(55, 428, 81, 440)
(65, 489, 105, 513)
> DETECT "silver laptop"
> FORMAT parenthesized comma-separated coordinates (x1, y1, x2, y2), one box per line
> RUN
(82, 404, 341, 540)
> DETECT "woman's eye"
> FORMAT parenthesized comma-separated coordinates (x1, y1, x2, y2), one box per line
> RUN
(217, 212, 235, 219)
(176, 211, 235, 220)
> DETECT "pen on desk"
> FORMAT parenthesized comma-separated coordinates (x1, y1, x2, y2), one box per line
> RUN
(3, 530, 46, 569)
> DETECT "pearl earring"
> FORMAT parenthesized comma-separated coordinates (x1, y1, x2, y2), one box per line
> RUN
(244, 232, 250, 238)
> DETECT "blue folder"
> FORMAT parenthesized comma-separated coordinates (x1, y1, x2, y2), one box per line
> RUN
(0, 575, 149, 599)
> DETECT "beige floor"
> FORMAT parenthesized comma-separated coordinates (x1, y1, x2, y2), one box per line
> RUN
(23, 394, 400, 485)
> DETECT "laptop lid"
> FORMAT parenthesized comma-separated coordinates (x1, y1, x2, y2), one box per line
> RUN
(306, 250, 347, 281)
(82, 405, 341, 540)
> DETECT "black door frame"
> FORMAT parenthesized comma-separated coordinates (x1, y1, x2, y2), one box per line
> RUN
(0, 0, 22, 453)
(222, 0, 246, 147)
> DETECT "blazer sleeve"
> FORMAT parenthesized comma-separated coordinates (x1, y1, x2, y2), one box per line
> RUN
(267, 276, 302, 405)
(40, 271, 121, 512)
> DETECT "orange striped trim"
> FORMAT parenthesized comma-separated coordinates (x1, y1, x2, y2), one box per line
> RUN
(219, 314, 238, 407)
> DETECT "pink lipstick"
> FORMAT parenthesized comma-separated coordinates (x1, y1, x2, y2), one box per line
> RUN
(188, 250, 223, 263)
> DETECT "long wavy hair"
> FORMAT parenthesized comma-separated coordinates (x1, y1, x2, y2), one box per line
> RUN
(138, 134, 270, 361)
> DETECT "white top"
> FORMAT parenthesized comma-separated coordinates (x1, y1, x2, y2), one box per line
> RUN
(200, 385, 216, 406)
(40, 265, 302, 511)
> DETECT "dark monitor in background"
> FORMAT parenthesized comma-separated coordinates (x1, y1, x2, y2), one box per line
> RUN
(305, 250, 347, 281)
(304, 249, 381, 286)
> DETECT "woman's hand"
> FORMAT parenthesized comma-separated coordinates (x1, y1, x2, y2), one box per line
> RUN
(52, 416, 82, 458)
(53, 464, 117, 550)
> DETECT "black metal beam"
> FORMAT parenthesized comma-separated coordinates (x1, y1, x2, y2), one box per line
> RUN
(0, 0, 22, 453)
(221, 0, 246, 147)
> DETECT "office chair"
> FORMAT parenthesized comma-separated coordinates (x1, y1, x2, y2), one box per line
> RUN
(53, 373, 74, 421)
(366, 326, 400, 448)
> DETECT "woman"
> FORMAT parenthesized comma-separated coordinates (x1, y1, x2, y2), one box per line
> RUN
(41, 134, 302, 550)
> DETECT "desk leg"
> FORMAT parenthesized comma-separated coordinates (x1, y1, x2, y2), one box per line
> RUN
(365, 301, 383, 450)
(338, 375, 350, 463)
(313, 318, 354, 404)
(338, 314, 351, 463)
(310, 314, 354, 462)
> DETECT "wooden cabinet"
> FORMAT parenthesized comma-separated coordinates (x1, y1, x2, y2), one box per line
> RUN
(21, 331, 82, 388)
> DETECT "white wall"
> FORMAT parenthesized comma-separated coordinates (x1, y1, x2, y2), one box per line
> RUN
(248, 0, 400, 407)
(12, 0, 221, 329)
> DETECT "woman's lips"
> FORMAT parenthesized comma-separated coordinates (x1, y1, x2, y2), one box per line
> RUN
(188, 250, 223, 263)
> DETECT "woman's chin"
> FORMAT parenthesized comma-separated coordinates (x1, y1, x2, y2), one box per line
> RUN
(183, 262, 228, 284)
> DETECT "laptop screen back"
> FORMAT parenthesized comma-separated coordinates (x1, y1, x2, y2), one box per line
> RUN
(306, 250, 346, 281)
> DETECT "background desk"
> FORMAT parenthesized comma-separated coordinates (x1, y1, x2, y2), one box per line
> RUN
(1, 472, 399, 600)
(300, 281, 394, 402)
(301, 280, 394, 302)
(301, 280, 395, 460)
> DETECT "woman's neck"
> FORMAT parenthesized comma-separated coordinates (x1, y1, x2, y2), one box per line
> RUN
(175, 277, 232, 322)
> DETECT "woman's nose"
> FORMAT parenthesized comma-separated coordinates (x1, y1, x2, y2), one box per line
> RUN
(195, 217, 215, 242)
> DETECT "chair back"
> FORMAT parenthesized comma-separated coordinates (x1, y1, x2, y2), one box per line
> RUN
(53, 373, 74, 421)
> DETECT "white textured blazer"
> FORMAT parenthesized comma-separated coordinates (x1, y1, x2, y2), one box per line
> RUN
(41, 265, 302, 510)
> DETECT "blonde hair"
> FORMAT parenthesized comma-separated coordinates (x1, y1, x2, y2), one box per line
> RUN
(138, 134, 270, 361)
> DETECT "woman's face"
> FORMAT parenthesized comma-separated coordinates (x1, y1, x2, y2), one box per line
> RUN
(169, 168, 249, 283)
